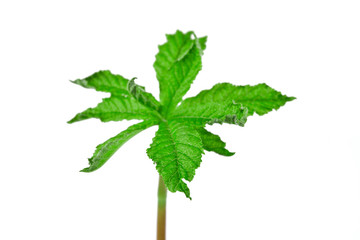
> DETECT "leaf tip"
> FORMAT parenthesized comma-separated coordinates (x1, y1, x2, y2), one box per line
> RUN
(69, 79, 82, 86)
(228, 151, 236, 156)
(79, 168, 90, 173)
(67, 116, 78, 124)
(184, 190, 192, 200)
(80, 162, 94, 172)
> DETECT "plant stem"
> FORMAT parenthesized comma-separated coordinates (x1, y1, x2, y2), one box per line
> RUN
(157, 175, 167, 240)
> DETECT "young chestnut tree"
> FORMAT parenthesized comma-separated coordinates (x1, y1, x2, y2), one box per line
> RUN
(68, 30, 295, 240)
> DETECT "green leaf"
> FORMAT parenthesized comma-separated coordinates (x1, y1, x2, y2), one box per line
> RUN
(154, 30, 207, 115)
(81, 120, 157, 172)
(68, 95, 160, 123)
(127, 78, 161, 111)
(170, 99, 248, 127)
(71, 70, 130, 96)
(196, 128, 234, 156)
(147, 120, 204, 199)
(181, 83, 295, 117)
(68, 30, 296, 200)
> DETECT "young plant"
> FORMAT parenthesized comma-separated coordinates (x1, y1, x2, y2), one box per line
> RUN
(68, 30, 295, 240)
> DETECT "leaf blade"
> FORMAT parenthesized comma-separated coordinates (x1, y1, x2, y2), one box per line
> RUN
(81, 120, 157, 172)
(180, 83, 295, 117)
(68, 95, 160, 123)
(154, 30, 207, 115)
(171, 100, 248, 127)
(147, 120, 204, 199)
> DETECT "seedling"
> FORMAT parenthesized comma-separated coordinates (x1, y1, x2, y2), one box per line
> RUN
(68, 30, 295, 240)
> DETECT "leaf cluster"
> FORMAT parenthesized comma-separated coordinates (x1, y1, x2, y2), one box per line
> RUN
(68, 30, 295, 199)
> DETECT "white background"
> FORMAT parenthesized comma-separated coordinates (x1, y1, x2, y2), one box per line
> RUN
(0, 0, 359, 239)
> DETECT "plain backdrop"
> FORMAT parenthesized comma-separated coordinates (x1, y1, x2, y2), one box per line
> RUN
(0, 1, 359, 239)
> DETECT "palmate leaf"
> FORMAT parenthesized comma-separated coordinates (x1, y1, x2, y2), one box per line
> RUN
(154, 30, 207, 115)
(147, 120, 204, 199)
(68, 30, 295, 199)
(81, 120, 157, 172)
